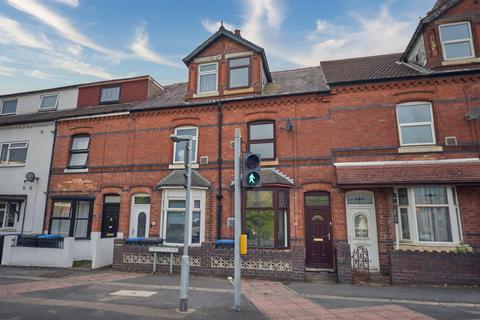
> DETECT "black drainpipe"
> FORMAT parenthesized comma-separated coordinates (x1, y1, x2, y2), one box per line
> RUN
(216, 101, 223, 240)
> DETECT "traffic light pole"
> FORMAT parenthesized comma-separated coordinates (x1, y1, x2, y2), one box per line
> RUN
(234, 128, 242, 311)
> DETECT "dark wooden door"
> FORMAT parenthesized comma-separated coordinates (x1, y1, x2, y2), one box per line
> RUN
(305, 192, 333, 268)
(101, 203, 120, 238)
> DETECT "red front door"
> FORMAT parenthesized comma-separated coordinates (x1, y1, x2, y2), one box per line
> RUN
(305, 192, 333, 268)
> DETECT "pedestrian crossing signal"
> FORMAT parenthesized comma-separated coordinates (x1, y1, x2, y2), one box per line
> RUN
(243, 153, 261, 188)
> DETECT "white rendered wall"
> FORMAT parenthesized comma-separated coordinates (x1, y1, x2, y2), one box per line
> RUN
(0, 122, 55, 235)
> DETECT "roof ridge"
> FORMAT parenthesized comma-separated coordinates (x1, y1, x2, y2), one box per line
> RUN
(271, 65, 321, 74)
(321, 52, 403, 64)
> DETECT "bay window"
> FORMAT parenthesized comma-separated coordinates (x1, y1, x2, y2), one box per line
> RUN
(244, 189, 289, 249)
(49, 199, 93, 239)
(396, 102, 436, 146)
(396, 186, 461, 244)
(162, 189, 205, 245)
(197, 63, 218, 93)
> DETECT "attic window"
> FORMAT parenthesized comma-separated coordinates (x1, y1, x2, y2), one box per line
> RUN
(229, 57, 250, 89)
(439, 22, 475, 60)
(100, 86, 120, 103)
(197, 63, 218, 94)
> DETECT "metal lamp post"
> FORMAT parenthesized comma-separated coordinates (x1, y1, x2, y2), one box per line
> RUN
(170, 134, 193, 312)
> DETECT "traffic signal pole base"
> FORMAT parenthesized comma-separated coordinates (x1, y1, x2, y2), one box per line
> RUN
(179, 299, 188, 312)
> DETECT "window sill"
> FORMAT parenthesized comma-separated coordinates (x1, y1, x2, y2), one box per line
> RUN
(169, 163, 200, 170)
(64, 168, 89, 173)
(224, 87, 254, 95)
(398, 145, 443, 153)
(398, 242, 468, 252)
(38, 108, 57, 112)
(193, 91, 219, 98)
(0, 113, 16, 117)
(261, 159, 279, 167)
(442, 57, 480, 66)
(0, 164, 26, 168)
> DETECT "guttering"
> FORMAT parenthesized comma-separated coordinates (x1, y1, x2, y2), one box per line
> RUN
(334, 158, 480, 167)
(59, 111, 130, 122)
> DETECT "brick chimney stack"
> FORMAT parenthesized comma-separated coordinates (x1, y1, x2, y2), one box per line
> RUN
(234, 29, 241, 37)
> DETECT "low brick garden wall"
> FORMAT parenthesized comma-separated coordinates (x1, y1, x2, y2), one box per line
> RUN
(390, 250, 480, 285)
(112, 239, 305, 280)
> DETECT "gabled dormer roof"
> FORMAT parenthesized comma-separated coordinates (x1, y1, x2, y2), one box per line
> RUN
(400, 0, 460, 62)
(183, 26, 272, 82)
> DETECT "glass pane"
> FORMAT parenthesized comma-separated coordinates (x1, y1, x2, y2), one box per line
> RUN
(0, 204, 5, 227)
(247, 191, 273, 208)
(2, 100, 17, 114)
(53, 202, 71, 218)
(166, 211, 184, 243)
(199, 73, 216, 92)
(192, 211, 200, 244)
(401, 125, 434, 144)
(199, 63, 217, 72)
(134, 196, 150, 204)
(50, 219, 70, 237)
(229, 57, 249, 67)
(40, 95, 58, 109)
(176, 128, 197, 138)
(229, 67, 249, 88)
(250, 123, 274, 140)
(75, 201, 90, 218)
(194, 200, 201, 209)
(175, 140, 197, 162)
(74, 219, 88, 238)
(278, 209, 288, 248)
(100, 87, 120, 102)
(414, 187, 448, 205)
(169, 200, 185, 209)
(5, 204, 15, 228)
(305, 195, 329, 206)
(7, 147, 27, 164)
(444, 41, 473, 59)
(347, 192, 373, 204)
(400, 208, 410, 240)
(279, 191, 288, 208)
(397, 188, 409, 205)
(354, 215, 369, 238)
(69, 153, 88, 167)
(397, 104, 431, 123)
(250, 143, 274, 159)
(0, 144, 7, 162)
(137, 212, 147, 238)
(104, 195, 120, 204)
(71, 136, 90, 150)
(417, 207, 452, 242)
(441, 23, 470, 41)
(246, 209, 274, 248)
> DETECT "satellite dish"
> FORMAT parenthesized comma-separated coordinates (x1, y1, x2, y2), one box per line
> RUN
(25, 172, 36, 182)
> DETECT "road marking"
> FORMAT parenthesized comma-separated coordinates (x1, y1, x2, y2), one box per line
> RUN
(302, 293, 480, 308)
(106, 281, 234, 293)
(110, 290, 157, 297)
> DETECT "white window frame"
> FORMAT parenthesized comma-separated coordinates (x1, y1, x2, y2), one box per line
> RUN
(100, 86, 120, 103)
(39, 93, 59, 110)
(0, 201, 17, 229)
(396, 101, 436, 146)
(197, 62, 218, 94)
(439, 21, 475, 61)
(160, 188, 206, 246)
(172, 126, 198, 164)
(1, 99, 18, 115)
(396, 186, 461, 245)
(0, 141, 29, 166)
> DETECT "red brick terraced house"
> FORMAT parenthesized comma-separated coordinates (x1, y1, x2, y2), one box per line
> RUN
(42, 0, 480, 284)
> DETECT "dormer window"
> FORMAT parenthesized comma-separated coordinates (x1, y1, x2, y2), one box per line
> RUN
(100, 86, 120, 104)
(439, 22, 475, 60)
(40, 94, 58, 110)
(197, 63, 218, 94)
(1, 99, 17, 115)
(229, 57, 250, 89)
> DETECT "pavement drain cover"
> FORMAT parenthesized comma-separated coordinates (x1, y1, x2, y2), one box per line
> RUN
(110, 290, 157, 297)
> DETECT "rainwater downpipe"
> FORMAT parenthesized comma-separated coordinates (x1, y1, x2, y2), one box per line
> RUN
(216, 101, 223, 240)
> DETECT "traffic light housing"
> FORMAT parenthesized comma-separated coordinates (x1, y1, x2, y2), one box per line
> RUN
(242, 152, 261, 188)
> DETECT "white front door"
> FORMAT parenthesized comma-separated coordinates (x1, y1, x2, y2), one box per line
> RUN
(130, 195, 151, 238)
(346, 191, 380, 271)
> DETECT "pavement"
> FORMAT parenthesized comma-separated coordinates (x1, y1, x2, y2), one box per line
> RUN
(0, 266, 478, 320)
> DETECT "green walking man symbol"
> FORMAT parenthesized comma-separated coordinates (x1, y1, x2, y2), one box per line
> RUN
(248, 173, 256, 185)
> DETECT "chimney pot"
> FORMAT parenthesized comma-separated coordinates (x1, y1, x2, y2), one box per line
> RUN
(234, 29, 241, 36)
